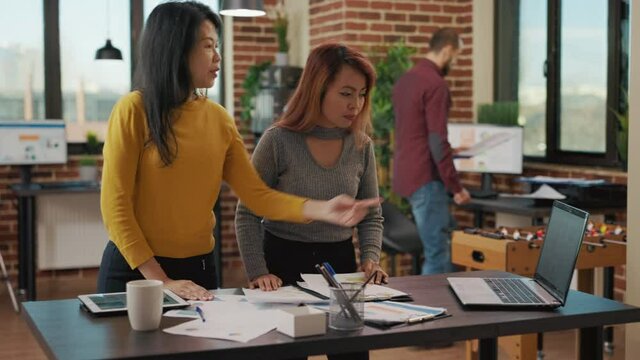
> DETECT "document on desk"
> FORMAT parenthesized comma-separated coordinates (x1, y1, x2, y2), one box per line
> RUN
(163, 301, 278, 343)
(499, 184, 566, 200)
(312, 301, 446, 326)
(243, 286, 328, 304)
(299, 272, 411, 301)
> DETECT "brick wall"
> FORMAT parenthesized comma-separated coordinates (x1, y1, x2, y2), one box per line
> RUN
(309, 0, 474, 122)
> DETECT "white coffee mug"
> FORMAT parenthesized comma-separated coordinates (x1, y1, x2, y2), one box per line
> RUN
(126, 279, 163, 331)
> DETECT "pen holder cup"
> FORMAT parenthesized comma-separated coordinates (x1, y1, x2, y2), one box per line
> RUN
(329, 282, 365, 331)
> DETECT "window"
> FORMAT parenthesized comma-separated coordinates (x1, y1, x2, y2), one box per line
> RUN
(518, 0, 547, 157)
(60, 0, 131, 143)
(0, 0, 45, 121)
(496, 0, 628, 166)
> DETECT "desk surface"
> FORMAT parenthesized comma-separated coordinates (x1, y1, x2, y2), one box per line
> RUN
(23, 271, 640, 360)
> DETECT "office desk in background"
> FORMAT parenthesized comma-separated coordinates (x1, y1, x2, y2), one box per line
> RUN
(10, 182, 224, 301)
(460, 197, 625, 228)
(23, 271, 640, 360)
(10, 182, 101, 301)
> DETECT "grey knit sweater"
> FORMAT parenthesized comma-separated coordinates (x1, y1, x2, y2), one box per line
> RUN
(235, 126, 383, 280)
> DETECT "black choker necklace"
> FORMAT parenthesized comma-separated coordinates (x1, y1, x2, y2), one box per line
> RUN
(307, 126, 350, 139)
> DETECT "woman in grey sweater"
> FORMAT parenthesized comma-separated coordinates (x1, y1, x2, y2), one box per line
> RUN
(235, 43, 387, 297)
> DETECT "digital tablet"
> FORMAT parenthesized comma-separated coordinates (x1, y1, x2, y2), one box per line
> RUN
(78, 289, 189, 316)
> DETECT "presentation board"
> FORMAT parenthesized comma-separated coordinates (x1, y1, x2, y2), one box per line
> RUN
(0, 120, 67, 165)
(448, 123, 523, 174)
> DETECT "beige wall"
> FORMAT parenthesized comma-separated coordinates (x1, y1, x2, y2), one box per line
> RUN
(223, 15, 234, 113)
(472, 0, 494, 121)
(625, 1, 640, 357)
(284, 0, 310, 67)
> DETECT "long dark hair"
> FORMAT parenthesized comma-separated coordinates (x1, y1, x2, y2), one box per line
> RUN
(135, 1, 222, 166)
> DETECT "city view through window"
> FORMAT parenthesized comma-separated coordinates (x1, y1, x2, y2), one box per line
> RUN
(1, 0, 220, 144)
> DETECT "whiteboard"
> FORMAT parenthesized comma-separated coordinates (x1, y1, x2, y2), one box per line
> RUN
(447, 123, 523, 174)
(0, 120, 67, 165)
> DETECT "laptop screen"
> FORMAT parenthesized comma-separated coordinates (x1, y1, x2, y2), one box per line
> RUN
(534, 201, 589, 304)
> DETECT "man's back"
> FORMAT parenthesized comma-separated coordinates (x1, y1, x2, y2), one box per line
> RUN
(392, 59, 460, 198)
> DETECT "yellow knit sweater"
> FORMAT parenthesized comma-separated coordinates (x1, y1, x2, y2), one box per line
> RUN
(100, 92, 307, 269)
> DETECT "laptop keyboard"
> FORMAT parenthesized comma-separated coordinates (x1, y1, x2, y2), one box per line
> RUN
(484, 278, 545, 304)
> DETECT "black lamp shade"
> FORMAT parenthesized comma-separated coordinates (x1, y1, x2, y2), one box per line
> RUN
(95, 39, 123, 60)
(220, 0, 265, 17)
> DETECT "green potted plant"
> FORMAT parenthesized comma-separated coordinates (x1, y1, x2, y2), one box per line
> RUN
(78, 131, 100, 182)
(477, 101, 520, 126)
(370, 41, 415, 213)
(269, 0, 288, 65)
(240, 61, 272, 130)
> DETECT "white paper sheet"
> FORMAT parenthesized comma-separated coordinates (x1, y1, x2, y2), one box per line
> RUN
(312, 300, 446, 325)
(499, 184, 566, 200)
(164, 296, 249, 319)
(242, 286, 327, 304)
(299, 272, 409, 301)
(163, 301, 277, 343)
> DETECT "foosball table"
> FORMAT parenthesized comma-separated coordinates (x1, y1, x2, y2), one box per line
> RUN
(452, 223, 627, 360)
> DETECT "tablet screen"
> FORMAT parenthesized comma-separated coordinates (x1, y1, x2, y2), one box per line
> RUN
(87, 292, 180, 310)
(79, 289, 189, 315)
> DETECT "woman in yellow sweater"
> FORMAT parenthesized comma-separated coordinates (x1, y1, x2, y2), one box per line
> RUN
(97, 1, 377, 301)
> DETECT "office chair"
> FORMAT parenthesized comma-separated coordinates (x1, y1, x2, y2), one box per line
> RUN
(381, 202, 423, 276)
(0, 249, 19, 312)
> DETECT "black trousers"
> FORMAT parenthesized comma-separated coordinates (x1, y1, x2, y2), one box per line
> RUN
(264, 231, 369, 360)
(97, 241, 217, 293)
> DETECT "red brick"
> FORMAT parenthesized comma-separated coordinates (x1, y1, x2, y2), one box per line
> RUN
(394, 2, 417, 11)
(432, 15, 453, 23)
(346, 22, 367, 31)
(345, 0, 368, 8)
(385, 13, 406, 22)
(239, 26, 261, 33)
(419, 4, 441, 12)
(359, 34, 382, 42)
(371, 1, 392, 10)
(409, 14, 431, 22)
(371, 23, 392, 32)
(395, 24, 417, 33)
(443, 4, 472, 13)
(383, 34, 403, 43)
(358, 12, 381, 20)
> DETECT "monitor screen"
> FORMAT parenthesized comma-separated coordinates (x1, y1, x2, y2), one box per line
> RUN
(0, 120, 67, 165)
(448, 123, 523, 174)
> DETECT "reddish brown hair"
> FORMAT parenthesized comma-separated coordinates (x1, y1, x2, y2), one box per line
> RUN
(275, 43, 376, 148)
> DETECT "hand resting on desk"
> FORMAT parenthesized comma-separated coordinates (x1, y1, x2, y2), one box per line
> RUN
(164, 279, 213, 301)
(361, 260, 388, 284)
(250, 274, 284, 291)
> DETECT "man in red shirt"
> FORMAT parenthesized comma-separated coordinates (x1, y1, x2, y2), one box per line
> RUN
(392, 28, 471, 275)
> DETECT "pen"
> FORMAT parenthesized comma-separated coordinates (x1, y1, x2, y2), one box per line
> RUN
(195, 305, 206, 322)
(316, 264, 361, 322)
(406, 313, 435, 324)
(347, 270, 378, 303)
(322, 262, 337, 276)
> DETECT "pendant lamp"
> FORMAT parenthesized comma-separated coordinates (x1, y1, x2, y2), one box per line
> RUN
(95, 0, 123, 60)
(220, 0, 266, 17)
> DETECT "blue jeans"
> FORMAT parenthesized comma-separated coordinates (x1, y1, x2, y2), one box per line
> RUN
(409, 181, 456, 275)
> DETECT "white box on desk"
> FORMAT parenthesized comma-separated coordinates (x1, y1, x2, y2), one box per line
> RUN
(276, 306, 326, 338)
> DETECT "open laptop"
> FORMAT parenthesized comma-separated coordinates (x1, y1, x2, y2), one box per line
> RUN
(448, 201, 589, 308)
